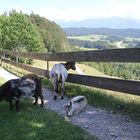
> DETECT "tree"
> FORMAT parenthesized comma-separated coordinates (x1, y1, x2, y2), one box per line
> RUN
(0, 10, 45, 52)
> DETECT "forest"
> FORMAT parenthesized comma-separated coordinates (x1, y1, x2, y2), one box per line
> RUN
(68, 38, 115, 49)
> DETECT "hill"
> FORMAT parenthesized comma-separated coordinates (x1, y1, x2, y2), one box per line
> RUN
(56, 17, 140, 29)
(64, 27, 140, 38)
(29, 13, 70, 52)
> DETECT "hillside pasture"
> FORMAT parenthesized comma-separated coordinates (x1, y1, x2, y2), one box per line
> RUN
(68, 35, 107, 41)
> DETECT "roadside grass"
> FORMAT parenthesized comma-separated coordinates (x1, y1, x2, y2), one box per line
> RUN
(77, 63, 108, 77)
(0, 101, 96, 140)
(0, 76, 5, 85)
(32, 60, 110, 76)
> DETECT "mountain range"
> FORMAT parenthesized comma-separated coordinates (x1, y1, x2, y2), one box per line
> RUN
(56, 17, 140, 29)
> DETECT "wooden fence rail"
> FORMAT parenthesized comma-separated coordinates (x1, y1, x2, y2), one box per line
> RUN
(67, 74, 140, 96)
(2, 48, 140, 62)
(1, 48, 140, 96)
(2, 58, 48, 77)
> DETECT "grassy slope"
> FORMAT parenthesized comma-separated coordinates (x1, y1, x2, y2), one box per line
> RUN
(0, 101, 96, 140)
(32, 60, 109, 77)
(0, 77, 5, 85)
(68, 35, 107, 41)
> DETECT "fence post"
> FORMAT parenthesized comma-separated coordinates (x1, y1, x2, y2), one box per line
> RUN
(47, 61, 49, 72)
(2, 53, 5, 68)
(16, 56, 18, 74)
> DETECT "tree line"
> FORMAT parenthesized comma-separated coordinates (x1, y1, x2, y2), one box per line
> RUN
(64, 27, 140, 38)
(68, 38, 115, 49)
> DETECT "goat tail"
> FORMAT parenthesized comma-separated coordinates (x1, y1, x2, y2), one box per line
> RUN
(55, 72, 61, 82)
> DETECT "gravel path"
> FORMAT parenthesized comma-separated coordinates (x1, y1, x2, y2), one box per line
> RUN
(0, 67, 140, 140)
(43, 88, 140, 140)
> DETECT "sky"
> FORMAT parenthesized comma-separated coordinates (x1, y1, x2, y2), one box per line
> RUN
(0, 0, 140, 21)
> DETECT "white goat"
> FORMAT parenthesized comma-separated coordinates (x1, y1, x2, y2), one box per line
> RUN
(49, 61, 76, 100)
(64, 95, 87, 117)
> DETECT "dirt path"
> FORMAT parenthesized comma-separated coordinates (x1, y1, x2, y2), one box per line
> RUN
(0, 67, 140, 140)
(43, 88, 140, 140)
(115, 41, 124, 48)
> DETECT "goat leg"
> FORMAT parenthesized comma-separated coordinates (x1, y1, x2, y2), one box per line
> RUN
(53, 91, 57, 100)
(40, 95, 44, 107)
(60, 83, 64, 100)
(33, 95, 38, 105)
(9, 99, 13, 111)
(53, 83, 59, 100)
(15, 99, 19, 112)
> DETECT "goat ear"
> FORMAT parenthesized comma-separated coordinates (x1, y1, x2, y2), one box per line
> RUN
(10, 81, 16, 88)
(70, 61, 76, 70)
(70, 101, 72, 106)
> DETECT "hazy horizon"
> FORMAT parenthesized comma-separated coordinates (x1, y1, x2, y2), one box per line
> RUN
(0, 0, 140, 22)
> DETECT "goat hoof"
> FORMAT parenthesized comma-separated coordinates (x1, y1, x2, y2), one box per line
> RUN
(33, 102, 37, 105)
(53, 95, 57, 100)
(61, 96, 64, 100)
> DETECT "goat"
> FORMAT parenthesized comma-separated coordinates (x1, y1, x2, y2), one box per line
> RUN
(49, 61, 76, 100)
(64, 96, 87, 117)
(21, 73, 44, 107)
(0, 78, 36, 111)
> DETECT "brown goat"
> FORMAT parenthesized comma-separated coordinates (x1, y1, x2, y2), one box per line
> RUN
(21, 74, 44, 107)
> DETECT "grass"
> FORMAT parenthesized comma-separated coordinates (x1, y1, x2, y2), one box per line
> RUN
(32, 60, 111, 76)
(77, 63, 108, 77)
(0, 101, 96, 140)
(0, 77, 5, 85)
(68, 35, 107, 42)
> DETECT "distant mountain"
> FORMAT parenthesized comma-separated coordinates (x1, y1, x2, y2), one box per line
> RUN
(56, 17, 140, 29)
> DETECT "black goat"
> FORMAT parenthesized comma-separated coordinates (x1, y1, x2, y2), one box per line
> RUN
(0, 79, 23, 111)
(0, 78, 36, 111)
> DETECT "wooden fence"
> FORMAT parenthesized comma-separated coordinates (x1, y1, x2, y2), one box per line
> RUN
(0, 48, 140, 96)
